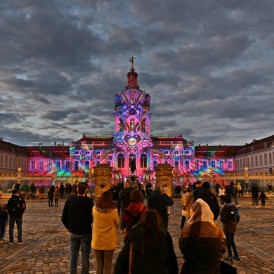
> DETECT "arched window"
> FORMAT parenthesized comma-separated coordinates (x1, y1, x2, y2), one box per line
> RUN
(141, 118, 146, 132)
(118, 154, 125, 168)
(140, 153, 147, 168)
(130, 118, 135, 131)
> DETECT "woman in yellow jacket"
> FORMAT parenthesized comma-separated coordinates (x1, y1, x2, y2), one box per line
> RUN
(92, 190, 120, 274)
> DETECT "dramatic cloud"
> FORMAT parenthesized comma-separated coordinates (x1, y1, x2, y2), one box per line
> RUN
(1, 0, 274, 146)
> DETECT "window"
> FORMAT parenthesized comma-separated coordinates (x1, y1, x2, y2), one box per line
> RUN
(118, 154, 125, 168)
(184, 150, 190, 155)
(74, 161, 79, 171)
(48, 161, 52, 171)
(85, 161, 90, 170)
(130, 118, 135, 131)
(219, 160, 224, 169)
(227, 160, 232, 169)
(39, 162, 44, 170)
(210, 160, 216, 168)
(56, 160, 61, 170)
(251, 157, 254, 167)
(264, 154, 267, 165)
(140, 153, 147, 168)
(75, 151, 80, 155)
(259, 155, 263, 166)
(185, 160, 190, 169)
(153, 161, 158, 168)
(247, 158, 250, 167)
(96, 151, 101, 155)
(30, 160, 35, 170)
(0, 155, 3, 166)
(164, 151, 169, 155)
(65, 161, 70, 170)
(174, 161, 179, 168)
(269, 153, 272, 165)
(202, 161, 207, 169)
(255, 156, 258, 166)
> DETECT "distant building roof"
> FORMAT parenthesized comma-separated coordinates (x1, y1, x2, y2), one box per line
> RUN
(195, 145, 241, 158)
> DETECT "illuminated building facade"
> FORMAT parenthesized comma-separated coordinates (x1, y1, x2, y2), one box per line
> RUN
(0, 60, 274, 191)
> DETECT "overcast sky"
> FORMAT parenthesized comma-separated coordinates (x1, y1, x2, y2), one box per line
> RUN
(1, 0, 274, 147)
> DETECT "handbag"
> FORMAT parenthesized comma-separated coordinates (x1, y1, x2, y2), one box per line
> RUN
(220, 260, 237, 274)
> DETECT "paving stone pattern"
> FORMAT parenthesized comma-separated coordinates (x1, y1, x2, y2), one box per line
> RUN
(0, 195, 273, 274)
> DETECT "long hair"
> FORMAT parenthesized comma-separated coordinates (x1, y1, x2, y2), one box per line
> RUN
(96, 190, 116, 209)
(138, 209, 166, 254)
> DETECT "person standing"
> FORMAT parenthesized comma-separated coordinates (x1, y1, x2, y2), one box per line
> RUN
(179, 198, 226, 273)
(123, 189, 147, 242)
(194, 181, 220, 220)
(268, 182, 272, 195)
(7, 189, 26, 244)
(147, 184, 174, 229)
(259, 191, 268, 208)
(62, 182, 94, 274)
(54, 186, 60, 207)
(220, 195, 240, 262)
(48, 185, 55, 207)
(0, 193, 8, 244)
(92, 190, 120, 274)
(59, 182, 65, 198)
(114, 209, 178, 274)
(219, 185, 226, 206)
(180, 187, 192, 228)
(119, 182, 131, 233)
(251, 183, 259, 208)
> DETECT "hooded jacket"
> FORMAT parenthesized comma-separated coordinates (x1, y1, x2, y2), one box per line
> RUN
(179, 198, 226, 274)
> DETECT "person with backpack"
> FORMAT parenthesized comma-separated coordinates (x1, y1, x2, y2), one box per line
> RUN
(220, 194, 240, 262)
(7, 188, 26, 244)
(123, 189, 147, 242)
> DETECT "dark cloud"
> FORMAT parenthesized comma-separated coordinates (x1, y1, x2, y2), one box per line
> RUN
(1, 0, 274, 146)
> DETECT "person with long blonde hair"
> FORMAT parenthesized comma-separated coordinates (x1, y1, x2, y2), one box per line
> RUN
(92, 190, 120, 274)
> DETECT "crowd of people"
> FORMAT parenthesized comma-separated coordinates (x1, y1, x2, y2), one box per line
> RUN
(0, 179, 272, 273)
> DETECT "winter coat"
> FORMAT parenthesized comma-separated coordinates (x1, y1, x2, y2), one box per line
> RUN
(220, 203, 238, 234)
(91, 206, 120, 250)
(181, 192, 192, 218)
(7, 194, 26, 218)
(61, 195, 93, 235)
(147, 190, 174, 229)
(179, 198, 226, 274)
(114, 224, 178, 274)
(123, 202, 147, 240)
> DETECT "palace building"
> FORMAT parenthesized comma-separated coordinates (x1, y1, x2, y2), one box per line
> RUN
(0, 60, 274, 191)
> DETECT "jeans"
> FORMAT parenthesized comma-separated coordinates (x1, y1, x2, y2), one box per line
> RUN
(9, 217, 22, 243)
(225, 233, 238, 257)
(70, 233, 91, 274)
(94, 249, 114, 274)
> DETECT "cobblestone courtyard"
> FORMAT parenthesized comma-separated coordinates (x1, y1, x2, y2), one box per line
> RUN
(0, 195, 273, 274)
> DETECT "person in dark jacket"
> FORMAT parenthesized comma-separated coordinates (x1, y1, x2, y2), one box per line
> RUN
(7, 189, 26, 244)
(147, 184, 174, 229)
(114, 209, 178, 274)
(47, 185, 55, 207)
(123, 189, 147, 242)
(62, 182, 94, 274)
(251, 183, 259, 208)
(119, 182, 131, 232)
(220, 195, 240, 262)
(179, 198, 226, 274)
(194, 181, 220, 220)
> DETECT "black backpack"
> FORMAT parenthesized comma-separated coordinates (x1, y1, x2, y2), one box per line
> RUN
(229, 206, 240, 223)
(10, 197, 25, 215)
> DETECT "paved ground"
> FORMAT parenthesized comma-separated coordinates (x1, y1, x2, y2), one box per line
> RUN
(0, 194, 273, 274)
